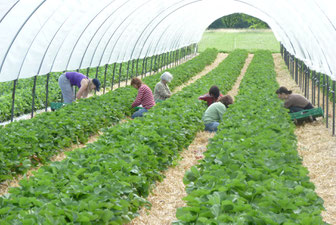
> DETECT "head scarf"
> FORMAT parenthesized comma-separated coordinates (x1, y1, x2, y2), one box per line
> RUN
(160, 72, 173, 83)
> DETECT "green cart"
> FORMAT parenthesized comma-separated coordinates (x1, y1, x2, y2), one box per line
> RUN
(289, 107, 324, 124)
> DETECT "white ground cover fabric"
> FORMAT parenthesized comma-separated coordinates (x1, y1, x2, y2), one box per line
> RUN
(0, 0, 335, 82)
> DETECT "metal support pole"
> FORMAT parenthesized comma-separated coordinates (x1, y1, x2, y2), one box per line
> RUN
(150, 55, 156, 75)
(144, 57, 148, 77)
(157, 54, 161, 72)
(45, 73, 50, 112)
(118, 62, 123, 88)
(333, 81, 335, 135)
(103, 64, 108, 94)
(166, 52, 169, 69)
(86, 67, 90, 76)
(125, 60, 130, 86)
(298, 61, 302, 89)
(130, 59, 135, 78)
(280, 44, 283, 57)
(31, 75, 37, 118)
(94, 66, 99, 94)
(162, 52, 166, 70)
(168, 51, 171, 68)
(312, 71, 315, 105)
(317, 73, 320, 107)
(135, 58, 139, 77)
(303, 65, 307, 98)
(295, 58, 298, 84)
(323, 74, 326, 112)
(326, 77, 329, 128)
(11, 79, 18, 122)
(111, 62, 116, 91)
(161, 53, 165, 71)
(177, 49, 181, 65)
(288, 54, 291, 77)
(307, 68, 310, 101)
(170, 50, 173, 67)
(141, 57, 146, 77)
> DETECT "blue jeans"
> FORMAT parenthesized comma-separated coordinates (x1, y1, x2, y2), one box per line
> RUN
(204, 122, 219, 132)
(132, 108, 148, 119)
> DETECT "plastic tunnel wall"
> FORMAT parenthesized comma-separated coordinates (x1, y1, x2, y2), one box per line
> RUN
(0, 0, 335, 83)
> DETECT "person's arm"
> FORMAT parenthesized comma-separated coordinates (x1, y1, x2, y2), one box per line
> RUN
(198, 93, 210, 100)
(132, 86, 144, 107)
(76, 79, 89, 99)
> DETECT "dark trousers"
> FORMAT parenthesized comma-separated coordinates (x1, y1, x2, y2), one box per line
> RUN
(289, 103, 314, 113)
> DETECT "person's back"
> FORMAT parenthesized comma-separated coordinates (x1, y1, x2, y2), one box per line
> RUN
(202, 102, 227, 124)
(154, 81, 171, 102)
(65, 72, 87, 88)
(202, 95, 233, 132)
(284, 94, 310, 109)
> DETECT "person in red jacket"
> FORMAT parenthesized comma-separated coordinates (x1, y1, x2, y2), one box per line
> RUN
(131, 77, 155, 118)
(198, 85, 223, 106)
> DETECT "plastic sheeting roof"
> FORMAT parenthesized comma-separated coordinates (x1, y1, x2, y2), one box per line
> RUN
(0, 0, 335, 83)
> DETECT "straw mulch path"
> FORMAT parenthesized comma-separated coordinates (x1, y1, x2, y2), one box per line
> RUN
(128, 54, 253, 225)
(0, 54, 217, 196)
(172, 53, 228, 94)
(273, 53, 336, 225)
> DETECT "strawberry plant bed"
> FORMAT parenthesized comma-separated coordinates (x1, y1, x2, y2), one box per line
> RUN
(0, 50, 248, 224)
(175, 51, 326, 225)
(0, 49, 218, 183)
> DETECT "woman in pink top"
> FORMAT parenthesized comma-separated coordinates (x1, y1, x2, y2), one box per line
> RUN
(131, 77, 155, 118)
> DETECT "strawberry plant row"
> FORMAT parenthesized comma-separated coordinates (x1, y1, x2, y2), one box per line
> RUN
(0, 48, 218, 183)
(0, 48, 191, 122)
(0, 50, 248, 224)
(175, 50, 326, 225)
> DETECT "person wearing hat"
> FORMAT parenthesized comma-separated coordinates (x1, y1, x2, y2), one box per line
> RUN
(276, 86, 313, 113)
(58, 71, 101, 103)
(154, 71, 173, 103)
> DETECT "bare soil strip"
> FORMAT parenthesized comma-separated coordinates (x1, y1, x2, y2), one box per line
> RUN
(273, 53, 336, 225)
(0, 53, 220, 196)
(128, 54, 253, 225)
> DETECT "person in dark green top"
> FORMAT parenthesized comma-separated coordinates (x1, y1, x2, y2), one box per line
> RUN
(202, 95, 233, 132)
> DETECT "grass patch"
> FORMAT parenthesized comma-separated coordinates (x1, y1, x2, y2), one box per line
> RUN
(198, 29, 280, 53)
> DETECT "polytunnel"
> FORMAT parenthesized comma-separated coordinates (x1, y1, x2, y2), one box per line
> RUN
(1, 0, 336, 126)
(1, 1, 336, 224)
(1, 0, 336, 82)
